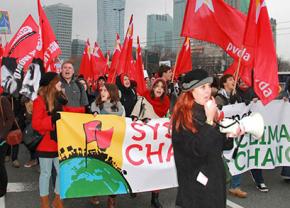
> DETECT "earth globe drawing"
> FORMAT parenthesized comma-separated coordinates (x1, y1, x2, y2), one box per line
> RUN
(60, 157, 131, 198)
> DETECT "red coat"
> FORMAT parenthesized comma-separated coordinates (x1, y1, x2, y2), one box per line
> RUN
(32, 96, 58, 157)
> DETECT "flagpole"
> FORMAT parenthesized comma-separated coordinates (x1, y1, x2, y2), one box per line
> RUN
(232, 46, 244, 95)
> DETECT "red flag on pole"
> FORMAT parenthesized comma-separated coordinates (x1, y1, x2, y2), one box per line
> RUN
(223, 61, 253, 87)
(134, 36, 146, 95)
(3, 15, 39, 73)
(116, 15, 134, 75)
(107, 33, 122, 83)
(243, 0, 279, 104)
(91, 42, 107, 80)
(37, 0, 61, 72)
(181, 0, 253, 66)
(174, 37, 192, 79)
(0, 38, 3, 66)
(79, 40, 92, 81)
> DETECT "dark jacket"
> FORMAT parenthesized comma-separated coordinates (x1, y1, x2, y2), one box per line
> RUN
(32, 96, 57, 158)
(60, 76, 89, 107)
(0, 96, 15, 141)
(172, 103, 233, 208)
(116, 75, 138, 117)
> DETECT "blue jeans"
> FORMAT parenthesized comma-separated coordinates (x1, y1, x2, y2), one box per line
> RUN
(39, 157, 59, 196)
(230, 174, 241, 189)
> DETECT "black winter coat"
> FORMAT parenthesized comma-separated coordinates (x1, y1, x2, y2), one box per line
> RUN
(172, 103, 233, 208)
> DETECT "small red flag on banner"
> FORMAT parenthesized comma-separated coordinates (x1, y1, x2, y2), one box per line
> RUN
(37, 0, 61, 72)
(181, 0, 253, 66)
(174, 37, 192, 79)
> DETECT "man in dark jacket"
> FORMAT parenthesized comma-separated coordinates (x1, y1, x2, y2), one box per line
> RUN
(60, 61, 89, 113)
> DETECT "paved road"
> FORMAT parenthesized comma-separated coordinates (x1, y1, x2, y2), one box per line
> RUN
(3, 144, 290, 208)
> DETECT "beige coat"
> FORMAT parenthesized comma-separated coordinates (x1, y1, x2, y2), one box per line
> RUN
(131, 96, 160, 120)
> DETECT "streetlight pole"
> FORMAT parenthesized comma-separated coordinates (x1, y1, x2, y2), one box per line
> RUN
(113, 8, 125, 36)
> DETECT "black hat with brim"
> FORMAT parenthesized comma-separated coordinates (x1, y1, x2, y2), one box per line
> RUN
(181, 69, 213, 92)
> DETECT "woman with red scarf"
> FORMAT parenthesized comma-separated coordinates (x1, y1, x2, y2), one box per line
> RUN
(130, 78, 170, 208)
(131, 78, 169, 122)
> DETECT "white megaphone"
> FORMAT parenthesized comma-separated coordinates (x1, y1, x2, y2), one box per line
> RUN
(219, 112, 264, 139)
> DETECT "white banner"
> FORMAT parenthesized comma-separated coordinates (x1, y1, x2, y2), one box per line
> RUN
(223, 100, 290, 175)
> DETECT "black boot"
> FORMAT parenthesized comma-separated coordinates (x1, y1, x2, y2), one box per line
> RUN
(151, 192, 163, 208)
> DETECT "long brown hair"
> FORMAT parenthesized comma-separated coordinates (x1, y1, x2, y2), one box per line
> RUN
(171, 91, 197, 134)
(95, 83, 120, 111)
(150, 78, 168, 100)
(38, 76, 61, 112)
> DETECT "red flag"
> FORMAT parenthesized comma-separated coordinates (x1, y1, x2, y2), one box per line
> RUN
(107, 33, 122, 83)
(223, 61, 252, 87)
(104, 50, 110, 76)
(79, 40, 92, 81)
(181, 0, 253, 66)
(91, 42, 107, 80)
(3, 15, 39, 73)
(116, 15, 133, 75)
(244, 0, 279, 104)
(37, 0, 61, 72)
(174, 37, 192, 78)
(134, 36, 146, 95)
(0, 39, 3, 66)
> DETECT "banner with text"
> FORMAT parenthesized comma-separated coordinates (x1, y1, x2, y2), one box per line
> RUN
(57, 101, 290, 198)
(223, 100, 290, 175)
(57, 112, 177, 199)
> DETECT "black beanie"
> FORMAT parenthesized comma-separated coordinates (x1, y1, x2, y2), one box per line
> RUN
(40, 72, 58, 87)
(181, 69, 213, 92)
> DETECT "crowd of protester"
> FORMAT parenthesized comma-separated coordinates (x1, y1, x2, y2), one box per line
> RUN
(0, 61, 290, 208)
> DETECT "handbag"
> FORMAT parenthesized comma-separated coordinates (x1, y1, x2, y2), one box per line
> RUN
(23, 123, 43, 151)
(0, 96, 23, 145)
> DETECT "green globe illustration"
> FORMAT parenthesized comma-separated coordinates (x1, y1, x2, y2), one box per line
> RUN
(60, 157, 131, 198)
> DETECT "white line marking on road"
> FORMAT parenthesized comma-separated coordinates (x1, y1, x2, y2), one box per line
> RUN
(0, 196, 5, 208)
(227, 199, 245, 208)
(7, 182, 37, 193)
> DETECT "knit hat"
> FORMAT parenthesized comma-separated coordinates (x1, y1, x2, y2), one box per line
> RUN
(181, 69, 213, 92)
(40, 72, 58, 87)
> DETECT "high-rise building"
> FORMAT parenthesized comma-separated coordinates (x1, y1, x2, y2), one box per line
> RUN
(71, 39, 86, 56)
(97, 0, 125, 52)
(44, 3, 73, 60)
(173, 0, 186, 51)
(146, 14, 173, 50)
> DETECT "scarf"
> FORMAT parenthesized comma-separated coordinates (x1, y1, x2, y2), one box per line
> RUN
(143, 90, 170, 117)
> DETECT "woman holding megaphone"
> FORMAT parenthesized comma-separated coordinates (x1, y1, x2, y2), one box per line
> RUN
(171, 69, 241, 208)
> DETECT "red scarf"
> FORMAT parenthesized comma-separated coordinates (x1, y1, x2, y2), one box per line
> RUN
(143, 90, 170, 117)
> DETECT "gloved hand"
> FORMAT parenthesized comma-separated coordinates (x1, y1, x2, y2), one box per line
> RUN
(51, 112, 61, 124)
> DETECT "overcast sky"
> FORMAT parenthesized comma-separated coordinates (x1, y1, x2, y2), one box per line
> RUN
(1, 0, 290, 61)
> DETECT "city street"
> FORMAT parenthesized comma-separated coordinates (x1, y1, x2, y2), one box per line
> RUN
(2, 144, 290, 208)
